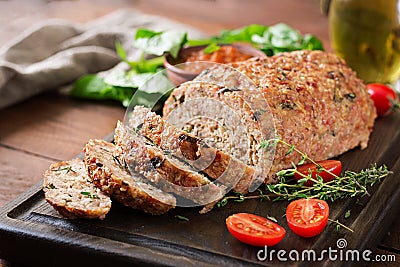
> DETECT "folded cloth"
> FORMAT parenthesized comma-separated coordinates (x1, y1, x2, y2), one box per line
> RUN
(0, 9, 205, 109)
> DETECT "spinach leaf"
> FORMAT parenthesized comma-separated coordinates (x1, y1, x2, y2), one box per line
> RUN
(134, 28, 187, 58)
(252, 23, 324, 55)
(203, 43, 221, 54)
(301, 34, 324, 51)
(219, 24, 269, 43)
(129, 71, 174, 106)
(70, 74, 133, 106)
(70, 69, 174, 108)
(116, 41, 165, 73)
(104, 69, 153, 88)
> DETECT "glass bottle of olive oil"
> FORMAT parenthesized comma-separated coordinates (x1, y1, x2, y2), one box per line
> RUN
(329, 0, 400, 84)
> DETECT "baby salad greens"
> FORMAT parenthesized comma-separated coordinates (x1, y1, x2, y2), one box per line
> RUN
(70, 29, 185, 107)
(70, 24, 323, 106)
(188, 23, 324, 56)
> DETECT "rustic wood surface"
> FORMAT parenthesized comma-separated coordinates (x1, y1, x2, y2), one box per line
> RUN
(0, 0, 398, 266)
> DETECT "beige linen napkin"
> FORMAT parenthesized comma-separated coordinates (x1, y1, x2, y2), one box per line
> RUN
(0, 9, 205, 109)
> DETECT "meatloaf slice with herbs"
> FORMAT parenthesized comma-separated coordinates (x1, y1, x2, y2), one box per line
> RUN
(127, 105, 257, 193)
(84, 139, 176, 215)
(43, 158, 112, 219)
(113, 121, 226, 209)
(163, 50, 376, 183)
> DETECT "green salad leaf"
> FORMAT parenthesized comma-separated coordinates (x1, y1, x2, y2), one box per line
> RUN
(70, 67, 174, 107)
(219, 24, 269, 43)
(69, 74, 133, 107)
(134, 28, 187, 58)
(203, 43, 221, 54)
(251, 23, 324, 56)
(116, 41, 165, 73)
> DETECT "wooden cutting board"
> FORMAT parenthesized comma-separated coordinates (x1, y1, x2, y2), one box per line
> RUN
(0, 113, 399, 267)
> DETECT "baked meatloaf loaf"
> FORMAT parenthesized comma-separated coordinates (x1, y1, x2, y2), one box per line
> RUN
(84, 139, 176, 215)
(163, 50, 377, 183)
(43, 158, 112, 219)
(127, 105, 256, 193)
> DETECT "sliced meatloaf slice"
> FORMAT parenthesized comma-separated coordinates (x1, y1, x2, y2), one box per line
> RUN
(113, 121, 226, 208)
(163, 50, 377, 183)
(84, 139, 176, 215)
(43, 158, 112, 220)
(127, 105, 257, 194)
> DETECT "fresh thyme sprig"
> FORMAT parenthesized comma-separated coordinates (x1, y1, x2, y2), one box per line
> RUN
(216, 138, 391, 207)
(260, 138, 391, 201)
(265, 163, 390, 201)
(216, 164, 390, 205)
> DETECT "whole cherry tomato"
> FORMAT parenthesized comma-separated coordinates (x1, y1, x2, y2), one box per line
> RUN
(294, 160, 342, 186)
(366, 83, 399, 116)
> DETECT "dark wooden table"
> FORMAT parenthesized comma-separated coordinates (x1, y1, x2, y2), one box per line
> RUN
(0, 0, 398, 266)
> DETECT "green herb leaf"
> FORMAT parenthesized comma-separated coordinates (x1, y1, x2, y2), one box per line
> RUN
(258, 138, 279, 150)
(233, 192, 245, 202)
(344, 210, 351, 219)
(53, 166, 74, 174)
(217, 197, 228, 208)
(298, 155, 307, 165)
(175, 215, 190, 221)
(276, 169, 295, 177)
(297, 177, 309, 184)
(285, 143, 295, 156)
(80, 191, 100, 199)
(267, 215, 278, 223)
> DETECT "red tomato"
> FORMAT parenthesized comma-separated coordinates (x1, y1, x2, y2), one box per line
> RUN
(286, 199, 329, 238)
(366, 83, 399, 116)
(226, 213, 286, 247)
(294, 160, 342, 186)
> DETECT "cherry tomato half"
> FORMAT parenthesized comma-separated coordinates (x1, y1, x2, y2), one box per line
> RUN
(294, 160, 342, 186)
(226, 213, 286, 247)
(366, 83, 399, 116)
(286, 199, 329, 238)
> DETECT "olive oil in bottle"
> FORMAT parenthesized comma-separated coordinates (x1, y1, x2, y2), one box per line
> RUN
(329, 0, 400, 84)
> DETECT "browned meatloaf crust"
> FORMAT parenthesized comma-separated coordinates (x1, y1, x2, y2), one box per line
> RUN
(84, 139, 176, 215)
(163, 50, 377, 183)
(127, 105, 256, 194)
(113, 121, 226, 208)
(43, 158, 112, 219)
